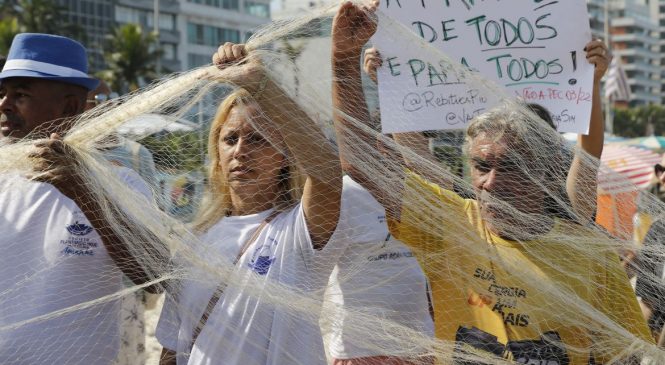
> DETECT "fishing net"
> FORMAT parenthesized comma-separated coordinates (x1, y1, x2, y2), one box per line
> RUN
(0, 1, 664, 364)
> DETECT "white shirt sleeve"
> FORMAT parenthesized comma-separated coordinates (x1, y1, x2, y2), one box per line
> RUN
(321, 177, 435, 359)
(295, 176, 386, 273)
(156, 291, 181, 351)
(325, 239, 434, 359)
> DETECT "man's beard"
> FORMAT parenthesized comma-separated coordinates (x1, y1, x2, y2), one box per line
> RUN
(477, 190, 552, 240)
(478, 191, 515, 219)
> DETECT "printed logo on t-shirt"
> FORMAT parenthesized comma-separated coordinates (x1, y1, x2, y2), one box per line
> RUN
(247, 237, 279, 275)
(61, 219, 99, 256)
(453, 326, 505, 364)
(367, 250, 414, 262)
(60, 237, 99, 256)
(470, 266, 530, 327)
(454, 326, 570, 365)
(507, 331, 570, 365)
(66, 221, 94, 236)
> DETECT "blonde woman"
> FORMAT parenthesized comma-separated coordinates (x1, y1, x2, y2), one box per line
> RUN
(156, 45, 425, 365)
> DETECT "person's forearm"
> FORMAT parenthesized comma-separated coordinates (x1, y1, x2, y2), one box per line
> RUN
(255, 80, 341, 185)
(332, 53, 371, 123)
(331, 53, 407, 217)
(332, 53, 451, 188)
(250, 80, 342, 247)
(566, 82, 603, 222)
(332, 53, 375, 173)
(332, 52, 407, 185)
(75, 192, 166, 293)
(566, 157, 598, 223)
(579, 82, 604, 158)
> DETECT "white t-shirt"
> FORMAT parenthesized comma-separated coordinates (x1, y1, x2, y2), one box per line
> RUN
(323, 204, 434, 359)
(158, 176, 423, 365)
(0, 168, 151, 365)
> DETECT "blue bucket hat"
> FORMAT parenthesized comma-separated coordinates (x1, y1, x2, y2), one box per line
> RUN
(0, 33, 99, 90)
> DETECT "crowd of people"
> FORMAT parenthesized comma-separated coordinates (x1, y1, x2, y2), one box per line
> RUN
(0, 2, 662, 365)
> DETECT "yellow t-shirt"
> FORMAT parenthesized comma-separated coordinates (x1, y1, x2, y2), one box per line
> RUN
(633, 211, 653, 246)
(388, 173, 652, 364)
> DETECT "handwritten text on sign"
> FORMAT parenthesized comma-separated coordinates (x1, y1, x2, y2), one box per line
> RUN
(372, 0, 594, 134)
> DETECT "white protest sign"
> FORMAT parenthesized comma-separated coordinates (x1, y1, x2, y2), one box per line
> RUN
(372, 0, 594, 134)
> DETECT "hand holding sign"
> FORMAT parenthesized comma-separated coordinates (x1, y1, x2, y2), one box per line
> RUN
(363, 48, 382, 83)
(584, 39, 611, 83)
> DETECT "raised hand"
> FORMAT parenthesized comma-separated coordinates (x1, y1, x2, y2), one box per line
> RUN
(28, 133, 88, 203)
(332, 1, 377, 59)
(363, 47, 382, 83)
(584, 39, 611, 84)
(211, 42, 267, 94)
(212, 42, 248, 67)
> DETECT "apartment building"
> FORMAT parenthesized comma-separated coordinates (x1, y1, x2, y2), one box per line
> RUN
(58, 0, 270, 73)
(179, 0, 270, 69)
(587, 0, 661, 106)
(648, 0, 665, 103)
(57, 0, 115, 72)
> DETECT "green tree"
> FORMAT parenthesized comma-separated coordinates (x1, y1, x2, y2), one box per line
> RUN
(613, 108, 642, 138)
(0, 17, 18, 55)
(15, 0, 64, 34)
(0, 0, 85, 53)
(99, 24, 161, 93)
(613, 105, 665, 138)
(140, 132, 206, 172)
(642, 104, 665, 136)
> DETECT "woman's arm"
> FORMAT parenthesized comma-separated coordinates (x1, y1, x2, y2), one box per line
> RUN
(331, 2, 385, 195)
(331, 2, 452, 218)
(566, 39, 609, 222)
(331, 2, 409, 218)
(212, 44, 342, 248)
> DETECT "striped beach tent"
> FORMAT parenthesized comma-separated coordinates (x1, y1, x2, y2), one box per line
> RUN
(598, 144, 662, 193)
(623, 136, 665, 152)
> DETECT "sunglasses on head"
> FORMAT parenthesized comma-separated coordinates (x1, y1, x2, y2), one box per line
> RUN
(655, 164, 665, 175)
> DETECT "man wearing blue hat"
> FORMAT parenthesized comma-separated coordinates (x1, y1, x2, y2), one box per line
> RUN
(0, 34, 157, 365)
(0, 33, 98, 139)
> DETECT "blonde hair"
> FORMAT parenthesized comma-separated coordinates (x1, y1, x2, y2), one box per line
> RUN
(192, 88, 305, 233)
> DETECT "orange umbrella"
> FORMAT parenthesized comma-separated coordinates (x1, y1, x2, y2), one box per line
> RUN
(596, 145, 661, 239)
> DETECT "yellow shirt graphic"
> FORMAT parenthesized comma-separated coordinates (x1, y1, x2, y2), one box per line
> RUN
(388, 173, 652, 364)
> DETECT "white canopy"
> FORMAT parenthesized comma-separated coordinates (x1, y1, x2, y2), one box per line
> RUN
(117, 114, 199, 137)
